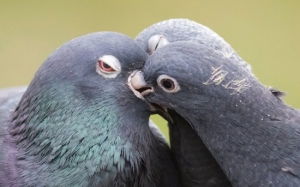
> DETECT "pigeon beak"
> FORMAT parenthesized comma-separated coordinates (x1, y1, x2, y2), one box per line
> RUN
(127, 70, 173, 123)
(127, 70, 154, 100)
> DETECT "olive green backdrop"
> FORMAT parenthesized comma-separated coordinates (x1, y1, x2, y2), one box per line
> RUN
(1, 1, 300, 140)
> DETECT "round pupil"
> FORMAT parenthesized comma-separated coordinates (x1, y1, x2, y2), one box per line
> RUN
(102, 62, 111, 69)
(162, 79, 173, 89)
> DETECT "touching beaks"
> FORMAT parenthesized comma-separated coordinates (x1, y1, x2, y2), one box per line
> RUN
(127, 70, 154, 100)
(127, 70, 173, 123)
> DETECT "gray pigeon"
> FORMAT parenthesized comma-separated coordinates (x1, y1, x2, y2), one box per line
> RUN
(135, 19, 285, 99)
(0, 32, 181, 187)
(135, 19, 233, 186)
(130, 41, 300, 186)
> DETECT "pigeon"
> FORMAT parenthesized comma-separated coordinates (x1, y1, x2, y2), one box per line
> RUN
(0, 32, 181, 187)
(135, 19, 285, 99)
(134, 19, 233, 186)
(129, 41, 300, 186)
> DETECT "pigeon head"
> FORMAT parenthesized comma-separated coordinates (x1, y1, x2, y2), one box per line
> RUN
(130, 41, 300, 186)
(12, 32, 150, 142)
(130, 41, 263, 125)
(135, 18, 252, 73)
(129, 41, 283, 150)
(29, 31, 148, 105)
(7, 32, 171, 186)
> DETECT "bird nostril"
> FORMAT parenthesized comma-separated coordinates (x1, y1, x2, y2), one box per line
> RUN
(136, 86, 153, 95)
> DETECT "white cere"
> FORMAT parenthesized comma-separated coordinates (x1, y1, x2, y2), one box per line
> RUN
(148, 35, 169, 54)
(130, 71, 147, 90)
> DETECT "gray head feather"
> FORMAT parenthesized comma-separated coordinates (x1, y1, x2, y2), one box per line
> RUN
(135, 18, 252, 75)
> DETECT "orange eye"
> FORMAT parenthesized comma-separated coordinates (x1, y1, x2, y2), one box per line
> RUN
(98, 60, 115, 72)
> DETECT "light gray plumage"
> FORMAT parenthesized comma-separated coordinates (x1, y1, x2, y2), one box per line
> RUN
(135, 19, 233, 186)
(0, 32, 181, 187)
(0, 87, 27, 127)
(131, 41, 300, 186)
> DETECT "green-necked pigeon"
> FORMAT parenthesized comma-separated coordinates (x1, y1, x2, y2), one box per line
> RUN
(0, 32, 181, 187)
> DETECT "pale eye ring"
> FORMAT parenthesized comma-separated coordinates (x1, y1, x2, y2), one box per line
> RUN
(157, 75, 180, 93)
(96, 55, 121, 78)
(148, 35, 169, 54)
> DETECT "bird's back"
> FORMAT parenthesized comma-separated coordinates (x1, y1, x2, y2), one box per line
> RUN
(0, 86, 27, 139)
(0, 86, 27, 186)
(0, 86, 27, 124)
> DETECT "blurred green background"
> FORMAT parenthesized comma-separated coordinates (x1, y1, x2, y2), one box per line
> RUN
(1, 1, 300, 140)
